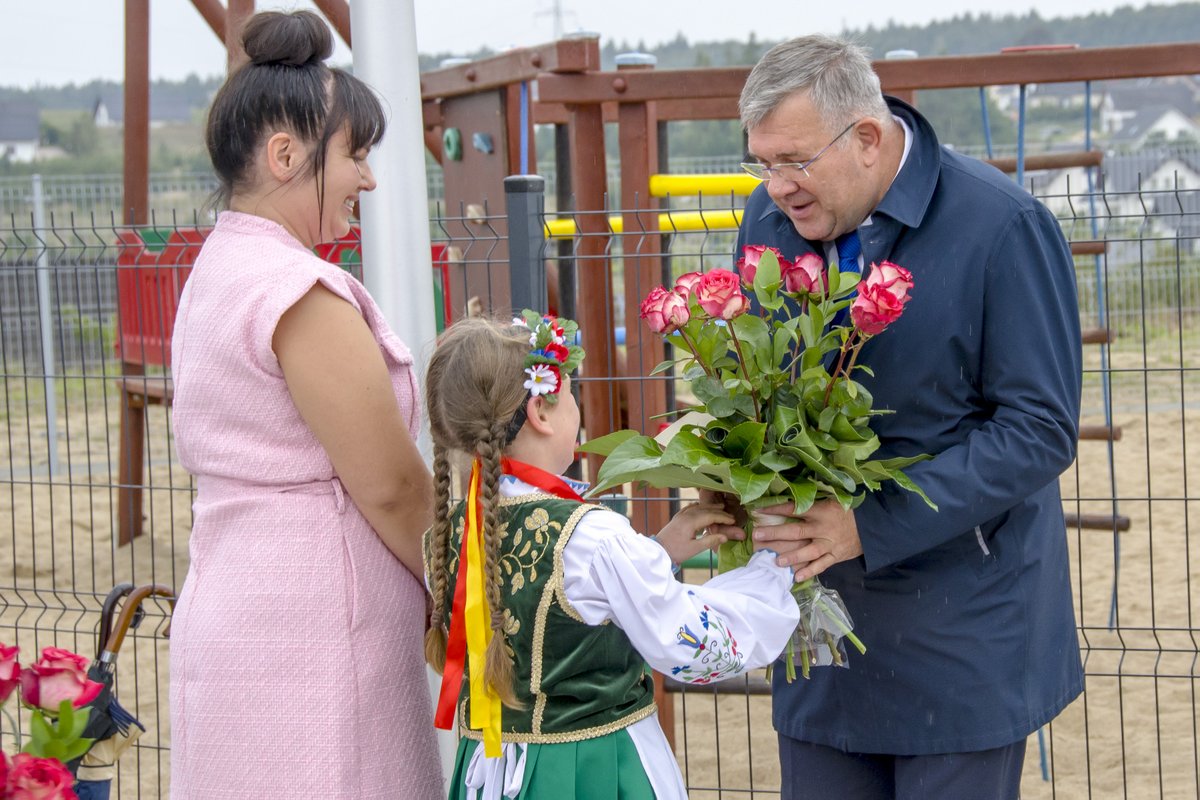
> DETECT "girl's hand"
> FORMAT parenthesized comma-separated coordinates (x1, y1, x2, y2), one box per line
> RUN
(654, 502, 736, 567)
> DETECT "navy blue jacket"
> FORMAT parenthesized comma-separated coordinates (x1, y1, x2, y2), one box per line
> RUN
(736, 98, 1084, 754)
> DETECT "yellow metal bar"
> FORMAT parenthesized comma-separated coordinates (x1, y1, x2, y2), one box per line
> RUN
(647, 173, 759, 198)
(543, 209, 744, 240)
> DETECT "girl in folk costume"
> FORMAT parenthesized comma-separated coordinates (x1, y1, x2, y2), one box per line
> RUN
(423, 312, 801, 800)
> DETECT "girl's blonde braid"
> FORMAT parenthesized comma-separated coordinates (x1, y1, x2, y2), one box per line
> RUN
(423, 445, 453, 674)
(477, 425, 521, 709)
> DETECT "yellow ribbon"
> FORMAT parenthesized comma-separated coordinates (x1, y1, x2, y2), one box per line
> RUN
(464, 458, 502, 757)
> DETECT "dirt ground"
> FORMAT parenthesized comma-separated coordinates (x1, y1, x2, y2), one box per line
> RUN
(1, 353, 1197, 797)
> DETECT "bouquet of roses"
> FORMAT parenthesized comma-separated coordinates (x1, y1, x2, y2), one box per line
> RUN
(580, 244, 936, 680)
(0, 643, 104, 800)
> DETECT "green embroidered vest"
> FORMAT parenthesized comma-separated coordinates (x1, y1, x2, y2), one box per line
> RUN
(430, 492, 656, 743)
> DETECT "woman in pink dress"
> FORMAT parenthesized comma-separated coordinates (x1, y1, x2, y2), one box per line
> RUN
(168, 10, 442, 798)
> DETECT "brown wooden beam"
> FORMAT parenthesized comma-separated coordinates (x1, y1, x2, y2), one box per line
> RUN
(535, 97, 741, 125)
(1070, 240, 1108, 257)
(538, 68, 749, 105)
(226, 0, 255, 73)
(986, 150, 1104, 174)
(1065, 512, 1132, 532)
(537, 43, 1200, 106)
(873, 42, 1200, 92)
(1081, 328, 1115, 345)
(312, 0, 351, 48)
(567, 103, 620, 472)
(123, 0, 150, 225)
(421, 38, 600, 100)
(190, 0, 226, 41)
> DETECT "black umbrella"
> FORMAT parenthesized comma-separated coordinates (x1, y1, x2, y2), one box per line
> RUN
(68, 583, 175, 800)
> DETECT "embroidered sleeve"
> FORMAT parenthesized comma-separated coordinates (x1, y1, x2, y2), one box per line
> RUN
(561, 511, 800, 685)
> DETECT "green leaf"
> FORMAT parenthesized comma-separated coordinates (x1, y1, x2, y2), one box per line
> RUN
(731, 393, 757, 418)
(66, 704, 90, 741)
(29, 711, 53, 751)
(786, 479, 818, 515)
(577, 429, 641, 457)
(662, 430, 731, 469)
(650, 359, 679, 376)
(588, 435, 667, 494)
(731, 314, 772, 373)
(724, 421, 767, 463)
(757, 449, 798, 472)
(890, 468, 939, 510)
(792, 447, 857, 493)
(703, 423, 731, 447)
(43, 739, 67, 761)
(729, 465, 775, 504)
(62, 738, 95, 762)
(777, 423, 822, 460)
(830, 415, 873, 442)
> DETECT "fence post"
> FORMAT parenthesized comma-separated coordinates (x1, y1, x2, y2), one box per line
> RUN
(505, 175, 547, 314)
(32, 174, 59, 476)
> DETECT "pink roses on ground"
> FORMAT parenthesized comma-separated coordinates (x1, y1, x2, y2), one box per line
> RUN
(18, 647, 103, 713)
(0, 644, 19, 704)
(639, 286, 691, 334)
(6, 753, 79, 800)
(850, 261, 914, 335)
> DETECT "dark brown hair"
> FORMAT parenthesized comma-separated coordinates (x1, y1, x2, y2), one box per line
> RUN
(204, 10, 386, 221)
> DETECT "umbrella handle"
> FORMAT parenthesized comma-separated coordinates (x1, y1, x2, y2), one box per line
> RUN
(100, 584, 176, 661)
(98, 583, 135, 658)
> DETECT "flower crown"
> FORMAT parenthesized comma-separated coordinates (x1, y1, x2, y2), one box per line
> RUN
(512, 310, 585, 401)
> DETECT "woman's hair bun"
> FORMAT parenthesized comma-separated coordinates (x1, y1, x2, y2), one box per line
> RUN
(241, 10, 333, 68)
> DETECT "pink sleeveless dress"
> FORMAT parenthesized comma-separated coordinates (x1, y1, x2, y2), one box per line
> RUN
(168, 212, 442, 799)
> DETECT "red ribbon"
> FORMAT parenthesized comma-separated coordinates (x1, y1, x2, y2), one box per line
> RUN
(500, 457, 585, 502)
(433, 465, 478, 730)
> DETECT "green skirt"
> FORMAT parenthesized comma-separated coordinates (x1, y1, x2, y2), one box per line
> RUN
(448, 730, 656, 800)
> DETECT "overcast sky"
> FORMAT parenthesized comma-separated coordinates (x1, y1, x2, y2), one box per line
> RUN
(0, 0, 1173, 89)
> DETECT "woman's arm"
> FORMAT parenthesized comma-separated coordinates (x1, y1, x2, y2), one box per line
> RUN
(273, 283, 432, 579)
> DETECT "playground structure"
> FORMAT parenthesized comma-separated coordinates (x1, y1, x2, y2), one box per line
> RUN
(0, 2, 1194, 795)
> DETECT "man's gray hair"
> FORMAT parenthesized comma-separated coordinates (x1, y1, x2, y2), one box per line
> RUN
(739, 35, 890, 131)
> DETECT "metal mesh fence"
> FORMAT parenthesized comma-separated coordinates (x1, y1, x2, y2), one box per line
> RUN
(0, 160, 1197, 796)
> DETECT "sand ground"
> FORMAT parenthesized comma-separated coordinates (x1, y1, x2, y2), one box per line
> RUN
(1, 343, 1197, 797)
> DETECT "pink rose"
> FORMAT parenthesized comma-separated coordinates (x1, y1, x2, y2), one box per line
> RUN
(639, 286, 691, 334)
(781, 253, 827, 295)
(19, 647, 102, 713)
(673, 271, 703, 299)
(850, 260, 914, 335)
(8, 753, 79, 800)
(0, 642, 20, 703)
(695, 269, 750, 320)
(735, 245, 790, 286)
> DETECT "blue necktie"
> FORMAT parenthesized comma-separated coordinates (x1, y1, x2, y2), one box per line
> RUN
(832, 230, 861, 327)
(835, 230, 862, 274)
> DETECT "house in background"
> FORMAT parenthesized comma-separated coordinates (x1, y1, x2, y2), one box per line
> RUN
(0, 101, 40, 163)
(1108, 106, 1200, 149)
(91, 89, 200, 129)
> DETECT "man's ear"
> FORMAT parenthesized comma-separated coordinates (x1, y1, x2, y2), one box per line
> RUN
(265, 131, 306, 182)
(853, 117, 885, 167)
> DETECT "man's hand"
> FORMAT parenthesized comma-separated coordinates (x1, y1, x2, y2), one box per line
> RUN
(751, 499, 864, 581)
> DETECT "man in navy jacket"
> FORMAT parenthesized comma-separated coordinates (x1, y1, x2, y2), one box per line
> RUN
(735, 35, 1084, 798)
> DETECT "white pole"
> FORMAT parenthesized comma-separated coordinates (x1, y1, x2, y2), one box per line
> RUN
(32, 174, 59, 476)
(351, 0, 438, 395)
(350, 0, 454, 785)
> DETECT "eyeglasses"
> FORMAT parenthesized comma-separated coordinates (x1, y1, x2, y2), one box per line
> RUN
(741, 120, 859, 183)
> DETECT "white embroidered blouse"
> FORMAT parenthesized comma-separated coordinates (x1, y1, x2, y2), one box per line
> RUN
(457, 475, 800, 800)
